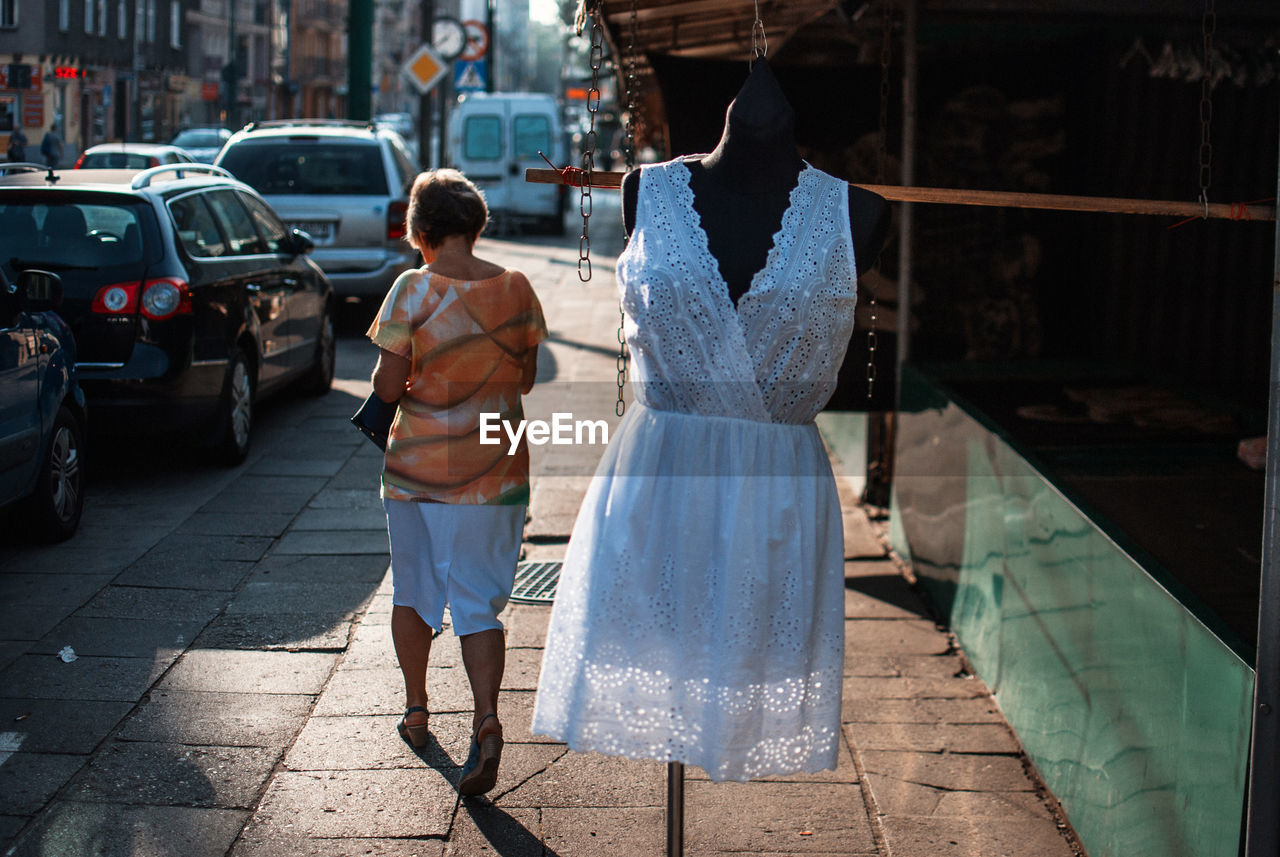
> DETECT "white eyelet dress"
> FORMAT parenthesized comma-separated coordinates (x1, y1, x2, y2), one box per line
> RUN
(531, 157, 859, 782)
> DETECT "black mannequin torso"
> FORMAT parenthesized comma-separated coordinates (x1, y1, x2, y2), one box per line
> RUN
(622, 59, 890, 304)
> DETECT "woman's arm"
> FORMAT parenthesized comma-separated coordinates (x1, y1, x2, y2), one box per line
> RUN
(372, 348, 411, 403)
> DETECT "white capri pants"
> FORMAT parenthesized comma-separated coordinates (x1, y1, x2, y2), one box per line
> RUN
(384, 499, 525, 636)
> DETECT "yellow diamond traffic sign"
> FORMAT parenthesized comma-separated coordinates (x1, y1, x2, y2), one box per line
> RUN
(403, 44, 448, 94)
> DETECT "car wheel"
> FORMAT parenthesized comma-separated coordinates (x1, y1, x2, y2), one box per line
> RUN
(21, 406, 85, 542)
(213, 348, 254, 465)
(299, 308, 335, 396)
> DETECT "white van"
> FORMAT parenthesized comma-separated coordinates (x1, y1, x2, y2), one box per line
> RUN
(448, 92, 566, 234)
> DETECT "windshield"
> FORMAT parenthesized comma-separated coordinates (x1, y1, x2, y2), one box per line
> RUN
(219, 141, 390, 196)
(0, 200, 150, 275)
(172, 129, 227, 148)
(80, 152, 157, 169)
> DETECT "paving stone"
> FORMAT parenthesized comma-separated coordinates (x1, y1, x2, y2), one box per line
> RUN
(117, 690, 314, 747)
(445, 804, 541, 857)
(842, 696, 1005, 725)
(844, 576, 933, 620)
(202, 476, 328, 515)
(0, 604, 78, 646)
(0, 698, 133, 754)
(500, 648, 543, 691)
(842, 675, 991, 701)
(843, 509, 885, 559)
(227, 581, 378, 616)
(157, 649, 336, 695)
(249, 457, 349, 478)
(860, 750, 1036, 792)
(0, 573, 115, 640)
(849, 722, 1020, 754)
(0, 752, 87, 814)
(5, 801, 248, 857)
(0, 653, 166, 702)
(844, 619, 952, 656)
(878, 815, 1076, 857)
(865, 773, 1053, 819)
(135, 533, 275, 564)
(251, 553, 390, 584)
(325, 456, 386, 491)
(312, 666, 469, 717)
(305, 488, 386, 513)
(0, 815, 24, 846)
(77, 585, 230, 621)
(339, 621, 397, 669)
(65, 740, 281, 808)
(499, 750, 664, 808)
(293, 507, 390, 532)
(112, 560, 257, 591)
(685, 781, 875, 853)
(0, 640, 29, 672)
(251, 769, 456, 838)
(497, 691, 561, 744)
(0, 545, 148, 575)
(541, 806, 665, 856)
(273, 530, 391, 556)
(233, 828, 445, 857)
(31, 616, 208, 659)
(196, 612, 356, 651)
(175, 512, 296, 537)
(505, 605, 551, 649)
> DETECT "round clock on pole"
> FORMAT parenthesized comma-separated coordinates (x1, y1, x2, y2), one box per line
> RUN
(432, 16, 468, 62)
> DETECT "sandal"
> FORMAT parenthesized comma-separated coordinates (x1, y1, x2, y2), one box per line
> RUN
(457, 713, 503, 796)
(397, 705, 430, 748)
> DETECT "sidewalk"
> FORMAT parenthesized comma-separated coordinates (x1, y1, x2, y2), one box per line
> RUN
(0, 211, 1083, 856)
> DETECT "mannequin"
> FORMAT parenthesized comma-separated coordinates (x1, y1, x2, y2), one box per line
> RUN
(622, 58, 890, 302)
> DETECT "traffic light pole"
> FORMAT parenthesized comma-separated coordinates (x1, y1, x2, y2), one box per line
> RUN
(348, 0, 373, 120)
(418, 0, 435, 169)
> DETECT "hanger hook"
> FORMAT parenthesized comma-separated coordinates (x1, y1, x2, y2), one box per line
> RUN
(750, 0, 768, 63)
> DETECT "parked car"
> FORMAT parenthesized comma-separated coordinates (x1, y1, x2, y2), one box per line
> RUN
(215, 120, 420, 303)
(170, 127, 233, 164)
(74, 143, 197, 170)
(0, 267, 86, 541)
(0, 162, 335, 465)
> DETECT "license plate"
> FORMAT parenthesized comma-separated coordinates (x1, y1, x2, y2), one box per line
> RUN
(289, 221, 333, 242)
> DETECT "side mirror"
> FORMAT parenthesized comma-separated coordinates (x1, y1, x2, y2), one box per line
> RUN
(288, 227, 315, 255)
(18, 270, 62, 312)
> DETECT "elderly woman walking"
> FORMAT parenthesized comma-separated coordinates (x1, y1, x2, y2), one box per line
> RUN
(367, 169, 547, 796)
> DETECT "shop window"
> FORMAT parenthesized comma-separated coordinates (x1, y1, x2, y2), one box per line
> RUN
(59, 0, 69, 31)
(97, 0, 106, 35)
(0, 0, 16, 29)
(169, 0, 180, 48)
(117, 0, 126, 38)
(83, 0, 93, 34)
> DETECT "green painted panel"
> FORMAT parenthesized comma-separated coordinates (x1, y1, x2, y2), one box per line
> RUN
(892, 366, 1254, 857)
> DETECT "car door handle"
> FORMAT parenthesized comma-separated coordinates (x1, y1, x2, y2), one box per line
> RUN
(246, 283, 262, 293)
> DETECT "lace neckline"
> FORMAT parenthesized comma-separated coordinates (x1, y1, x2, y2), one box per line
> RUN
(670, 157, 815, 313)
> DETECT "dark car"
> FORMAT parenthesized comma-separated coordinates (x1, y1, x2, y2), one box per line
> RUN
(0, 163, 336, 464)
(0, 268, 87, 541)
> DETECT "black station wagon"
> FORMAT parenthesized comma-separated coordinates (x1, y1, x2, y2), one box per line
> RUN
(0, 163, 335, 464)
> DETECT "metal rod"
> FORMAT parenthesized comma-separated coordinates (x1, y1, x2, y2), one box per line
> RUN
(1244, 84, 1280, 857)
(524, 168, 1277, 221)
(666, 761, 684, 857)
(895, 0, 917, 370)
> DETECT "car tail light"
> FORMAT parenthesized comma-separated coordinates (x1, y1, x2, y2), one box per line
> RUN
(73, 153, 86, 169)
(140, 278, 191, 320)
(92, 278, 191, 320)
(149, 157, 160, 167)
(387, 199, 408, 242)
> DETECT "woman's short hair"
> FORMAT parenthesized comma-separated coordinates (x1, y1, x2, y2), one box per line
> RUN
(405, 169, 488, 250)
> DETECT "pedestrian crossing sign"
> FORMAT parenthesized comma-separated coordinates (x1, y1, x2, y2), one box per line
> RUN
(455, 60, 487, 93)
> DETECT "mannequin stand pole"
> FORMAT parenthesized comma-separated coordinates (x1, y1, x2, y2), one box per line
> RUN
(667, 761, 684, 856)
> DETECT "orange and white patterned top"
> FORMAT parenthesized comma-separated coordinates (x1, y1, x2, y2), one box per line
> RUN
(367, 266, 547, 505)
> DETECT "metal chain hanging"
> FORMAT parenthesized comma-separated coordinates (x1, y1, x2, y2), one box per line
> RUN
(867, 0, 894, 399)
(750, 0, 768, 61)
(1198, 0, 1215, 217)
(616, 0, 639, 417)
(577, 4, 604, 282)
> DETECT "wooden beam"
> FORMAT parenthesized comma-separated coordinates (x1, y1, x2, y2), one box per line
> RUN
(525, 169, 1278, 221)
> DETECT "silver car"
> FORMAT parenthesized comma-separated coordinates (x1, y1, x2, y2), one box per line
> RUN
(215, 120, 420, 302)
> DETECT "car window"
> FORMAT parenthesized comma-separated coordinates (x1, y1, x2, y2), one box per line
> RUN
(219, 141, 391, 196)
(172, 129, 227, 148)
(168, 193, 226, 258)
(513, 114, 551, 160)
(387, 138, 416, 191)
(81, 152, 154, 169)
(205, 190, 266, 255)
(239, 192, 287, 254)
(463, 116, 502, 161)
(0, 200, 148, 272)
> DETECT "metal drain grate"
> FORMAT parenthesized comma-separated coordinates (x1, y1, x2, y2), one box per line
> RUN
(510, 561, 563, 604)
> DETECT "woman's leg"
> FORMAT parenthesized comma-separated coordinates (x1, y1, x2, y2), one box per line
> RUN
(460, 628, 505, 736)
(392, 605, 433, 726)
